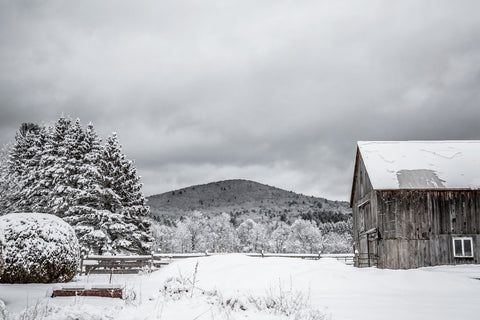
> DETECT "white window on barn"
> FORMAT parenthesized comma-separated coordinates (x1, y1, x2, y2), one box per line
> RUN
(453, 237, 474, 258)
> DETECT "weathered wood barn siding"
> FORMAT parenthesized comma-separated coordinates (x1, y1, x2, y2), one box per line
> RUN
(351, 144, 480, 269)
(351, 150, 378, 268)
(376, 190, 479, 269)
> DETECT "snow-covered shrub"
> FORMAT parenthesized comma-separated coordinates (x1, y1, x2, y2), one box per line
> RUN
(0, 212, 80, 283)
(0, 226, 4, 279)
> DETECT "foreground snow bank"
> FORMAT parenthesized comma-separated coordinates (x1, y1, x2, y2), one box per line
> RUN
(0, 212, 79, 283)
(1, 254, 480, 319)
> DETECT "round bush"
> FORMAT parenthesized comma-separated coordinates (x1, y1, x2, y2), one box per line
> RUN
(0, 227, 4, 279)
(0, 212, 79, 283)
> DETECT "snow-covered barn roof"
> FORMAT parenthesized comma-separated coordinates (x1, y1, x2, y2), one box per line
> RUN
(357, 140, 480, 190)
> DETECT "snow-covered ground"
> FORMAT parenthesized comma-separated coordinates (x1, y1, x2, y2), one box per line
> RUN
(1, 254, 480, 319)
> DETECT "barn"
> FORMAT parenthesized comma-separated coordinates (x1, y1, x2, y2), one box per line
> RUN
(350, 141, 480, 269)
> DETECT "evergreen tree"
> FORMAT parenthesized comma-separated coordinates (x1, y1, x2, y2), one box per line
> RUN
(101, 133, 148, 216)
(0, 142, 16, 214)
(38, 116, 72, 215)
(62, 121, 115, 254)
(5, 123, 46, 213)
(97, 133, 152, 254)
(64, 124, 151, 255)
(2, 117, 153, 255)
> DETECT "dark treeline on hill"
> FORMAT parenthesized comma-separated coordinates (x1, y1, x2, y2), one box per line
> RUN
(148, 179, 351, 226)
(0, 117, 152, 255)
(148, 180, 353, 254)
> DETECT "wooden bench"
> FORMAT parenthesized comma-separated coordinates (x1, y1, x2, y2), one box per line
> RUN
(52, 286, 123, 299)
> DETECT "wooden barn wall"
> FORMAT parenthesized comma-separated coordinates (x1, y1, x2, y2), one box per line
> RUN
(376, 190, 480, 269)
(351, 153, 377, 267)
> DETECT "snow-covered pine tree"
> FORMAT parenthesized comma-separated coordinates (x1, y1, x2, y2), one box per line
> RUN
(100, 133, 147, 214)
(70, 121, 106, 211)
(0, 142, 15, 214)
(37, 116, 73, 215)
(4, 123, 46, 213)
(2, 117, 152, 255)
(98, 133, 152, 254)
(61, 120, 116, 254)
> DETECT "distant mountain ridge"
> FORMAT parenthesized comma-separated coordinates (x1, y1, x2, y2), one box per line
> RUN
(147, 179, 351, 225)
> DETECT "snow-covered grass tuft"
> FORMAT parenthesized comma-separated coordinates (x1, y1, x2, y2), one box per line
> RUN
(13, 301, 116, 320)
(162, 276, 190, 299)
(123, 286, 139, 306)
(17, 301, 53, 320)
(158, 262, 329, 319)
(0, 300, 55, 320)
(218, 283, 328, 320)
(246, 284, 328, 320)
(162, 261, 201, 300)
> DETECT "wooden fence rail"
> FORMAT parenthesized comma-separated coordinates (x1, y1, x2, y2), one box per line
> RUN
(81, 255, 154, 275)
(246, 253, 354, 264)
(80, 253, 212, 274)
(80, 252, 354, 275)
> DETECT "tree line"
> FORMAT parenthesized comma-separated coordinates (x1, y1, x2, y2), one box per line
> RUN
(151, 212, 352, 254)
(0, 117, 152, 255)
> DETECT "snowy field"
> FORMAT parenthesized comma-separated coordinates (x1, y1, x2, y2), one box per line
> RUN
(1, 254, 480, 320)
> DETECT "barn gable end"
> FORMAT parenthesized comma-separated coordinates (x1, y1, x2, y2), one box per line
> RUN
(351, 141, 480, 269)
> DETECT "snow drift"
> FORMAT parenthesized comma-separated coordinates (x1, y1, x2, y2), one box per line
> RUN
(0, 212, 79, 283)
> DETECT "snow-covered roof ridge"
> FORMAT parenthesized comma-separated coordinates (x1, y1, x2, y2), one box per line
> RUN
(357, 140, 480, 190)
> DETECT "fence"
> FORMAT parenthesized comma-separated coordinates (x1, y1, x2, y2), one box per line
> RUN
(81, 255, 154, 275)
(80, 253, 212, 275)
(246, 252, 354, 264)
(80, 252, 354, 275)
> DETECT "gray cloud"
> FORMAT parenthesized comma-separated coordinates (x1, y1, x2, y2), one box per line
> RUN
(1, 0, 480, 200)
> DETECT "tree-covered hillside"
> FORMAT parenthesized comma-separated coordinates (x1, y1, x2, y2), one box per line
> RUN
(148, 179, 351, 226)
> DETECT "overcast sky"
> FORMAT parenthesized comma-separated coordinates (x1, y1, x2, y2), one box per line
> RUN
(1, 0, 480, 200)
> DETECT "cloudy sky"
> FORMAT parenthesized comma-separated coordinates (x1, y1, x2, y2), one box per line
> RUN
(1, 0, 480, 200)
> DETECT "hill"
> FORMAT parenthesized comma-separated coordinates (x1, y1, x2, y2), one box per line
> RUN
(147, 179, 351, 225)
